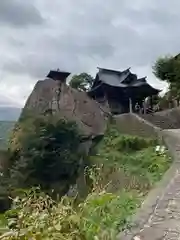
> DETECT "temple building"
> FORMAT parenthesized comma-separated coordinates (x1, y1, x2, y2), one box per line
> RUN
(88, 67, 160, 114)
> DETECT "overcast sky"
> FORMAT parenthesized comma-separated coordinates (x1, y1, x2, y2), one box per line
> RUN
(0, 0, 179, 107)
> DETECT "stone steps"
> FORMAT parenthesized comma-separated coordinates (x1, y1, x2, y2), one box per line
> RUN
(139, 113, 180, 129)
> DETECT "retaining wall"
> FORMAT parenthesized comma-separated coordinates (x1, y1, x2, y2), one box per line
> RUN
(114, 113, 162, 139)
(139, 107, 180, 129)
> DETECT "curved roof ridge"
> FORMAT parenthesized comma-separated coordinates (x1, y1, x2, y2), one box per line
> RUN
(97, 67, 131, 75)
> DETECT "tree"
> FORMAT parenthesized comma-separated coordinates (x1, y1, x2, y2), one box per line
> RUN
(69, 72, 94, 92)
(153, 54, 180, 103)
(8, 116, 83, 197)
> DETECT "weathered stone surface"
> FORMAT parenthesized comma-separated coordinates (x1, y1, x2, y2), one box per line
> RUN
(22, 79, 108, 138)
(114, 113, 161, 139)
(139, 107, 180, 129)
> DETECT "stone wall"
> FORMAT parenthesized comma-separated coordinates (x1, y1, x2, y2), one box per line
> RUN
(139, 106, 180, 129)
(114, 113, 162, 139)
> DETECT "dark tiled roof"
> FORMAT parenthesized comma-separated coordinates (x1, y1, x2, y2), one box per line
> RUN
(174, 53, 180, 60)
(88, 68, 160, 96)
(97, 68, 158, 88)
(47, 70, 71, 80)
(97, 67, 131, 85)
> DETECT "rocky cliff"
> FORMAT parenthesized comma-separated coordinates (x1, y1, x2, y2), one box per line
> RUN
(22, 78, 108, 138)
(17, 78, 109, 161)
(7, 78, 109, 198)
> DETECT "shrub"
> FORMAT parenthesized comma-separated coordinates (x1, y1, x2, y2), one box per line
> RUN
(8, 116, 83, 197)
(80, 190, 140, 239)
(91, 125, 171, 192)
(2, 188, 84, 240)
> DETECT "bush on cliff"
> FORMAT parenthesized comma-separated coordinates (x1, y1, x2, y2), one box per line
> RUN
(8, 116, 83, 197)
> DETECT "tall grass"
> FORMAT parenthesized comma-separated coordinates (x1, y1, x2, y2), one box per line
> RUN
(92, 126, 171, 193)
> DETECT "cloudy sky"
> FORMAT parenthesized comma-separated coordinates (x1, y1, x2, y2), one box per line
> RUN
(0, 0, 179, 107)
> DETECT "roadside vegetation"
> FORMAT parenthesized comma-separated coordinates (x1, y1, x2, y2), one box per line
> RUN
(0, 116, 171, 239)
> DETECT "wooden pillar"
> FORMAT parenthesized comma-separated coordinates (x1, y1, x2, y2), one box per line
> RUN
(143, 99, 146, 114)
(146, 96, 152, 111)
(129, 98, 133, 113)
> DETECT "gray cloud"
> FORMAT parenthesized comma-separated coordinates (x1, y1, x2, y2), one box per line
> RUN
(1, 0, 180, 106)
(0, 0, 44, 27)
(0, 96, 12, 107)
(0, 94, 19, 107)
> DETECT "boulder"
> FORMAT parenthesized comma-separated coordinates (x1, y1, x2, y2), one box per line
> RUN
(22, 79, 108, 141)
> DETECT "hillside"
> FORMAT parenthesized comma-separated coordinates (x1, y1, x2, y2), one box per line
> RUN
(0, 121, 15, 149)
(0, 122, 171, 239)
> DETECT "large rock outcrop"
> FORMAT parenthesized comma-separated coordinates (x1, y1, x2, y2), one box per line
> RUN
(10, 78, 109, 198)
(21, 78, 108, 141)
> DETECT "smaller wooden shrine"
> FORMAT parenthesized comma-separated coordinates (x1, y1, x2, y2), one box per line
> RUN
(46, 69, 71, 82)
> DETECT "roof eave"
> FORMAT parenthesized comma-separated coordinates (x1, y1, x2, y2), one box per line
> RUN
(46, 70, 71, 80)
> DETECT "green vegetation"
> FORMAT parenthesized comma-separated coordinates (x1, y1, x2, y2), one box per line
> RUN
(0, 122, 15, 149)
(153, 54, 180, 105)
(69, 72, 94, 92)
(92, 127, 170, 193)
(0, 118, 171, 239)
(8, 116, 84, 198)
(0, 188, 139, 240)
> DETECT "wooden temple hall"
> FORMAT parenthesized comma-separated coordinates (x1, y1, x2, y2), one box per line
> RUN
(87, 67, 160, 114)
